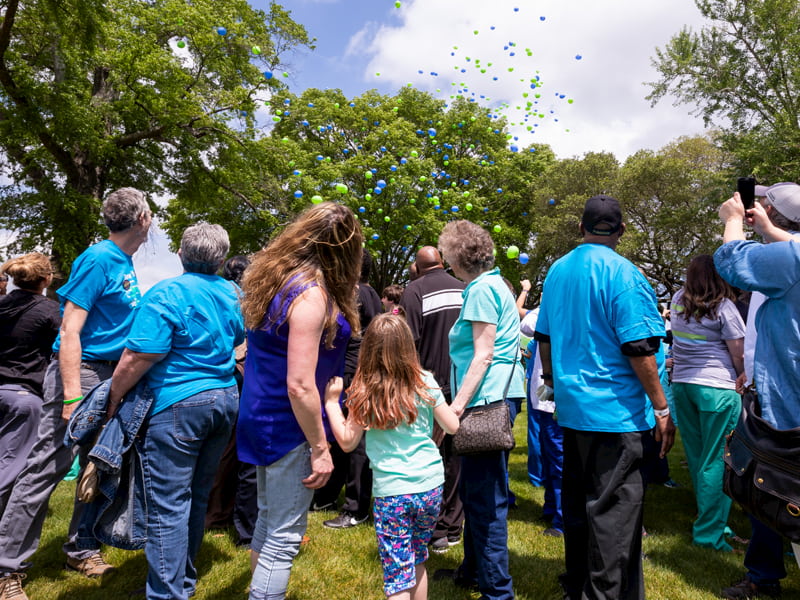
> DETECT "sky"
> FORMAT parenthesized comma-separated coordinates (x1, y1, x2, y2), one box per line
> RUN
(252, 0, 711, 161)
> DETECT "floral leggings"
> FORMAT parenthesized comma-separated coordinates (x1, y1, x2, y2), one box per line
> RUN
(373, 486, 443, 596)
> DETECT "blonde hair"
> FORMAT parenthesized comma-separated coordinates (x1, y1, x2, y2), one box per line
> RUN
(241, 203, 362, 347)
(1, 253, 53, 291)
(346, 314, 436, 429)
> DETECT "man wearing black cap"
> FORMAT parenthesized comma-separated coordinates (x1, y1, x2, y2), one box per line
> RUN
(534, 195, 675, 600)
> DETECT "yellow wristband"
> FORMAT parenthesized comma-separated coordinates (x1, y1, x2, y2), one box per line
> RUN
(63, 395, 84, 405)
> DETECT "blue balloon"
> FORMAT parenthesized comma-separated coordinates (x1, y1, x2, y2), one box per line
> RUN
(496, 188, 503, 193)
(293, 190, 303, 198)
(428, 128, 437, 137)
(400, 158, 408, 164)
(316, 155, 324, 161)
(519, 253, 529, 265)
(371, 233, 379, 240)
(451, 206, 459, 212)
(510, 144, 519, 152)
(548, 198, 556, 205)
(376, 180, 387, 188)
(390, 165, 397, 172)
(216, 27, 227, 36)
(373, 187, 382, 195)
(263, 71, 273, 80)
(358, 206, 366, 213)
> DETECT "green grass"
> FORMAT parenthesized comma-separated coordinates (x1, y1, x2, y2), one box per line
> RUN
(21, 410, 800, 600)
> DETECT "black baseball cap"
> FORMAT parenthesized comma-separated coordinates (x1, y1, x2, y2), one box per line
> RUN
(582, 194, 622, 236)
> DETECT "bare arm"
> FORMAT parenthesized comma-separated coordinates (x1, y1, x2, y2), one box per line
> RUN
(725, 338, 745, 377)
(748, 202, 793, 243)
(720, 193, 747, 244)
(323, 377, 364, 453)
(628, 354, 676, 458)
(286, 286, 334, 489)
(59, 301, 89, 420)
(451, 321, 496, 416)
(433, 402, 460, 435)
(516, 279, 532, 318)
(108, 349, 166, 417)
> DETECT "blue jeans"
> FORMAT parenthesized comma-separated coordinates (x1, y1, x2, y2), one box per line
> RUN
(458, 450, 514, 600)
(139, 386, 238, 600)
(249, 443, 313, 600)
(744, 515, 786, 585)
(525, 394, 543, 487)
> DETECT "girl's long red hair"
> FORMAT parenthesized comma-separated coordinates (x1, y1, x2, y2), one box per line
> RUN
(346, 314, 437, 430)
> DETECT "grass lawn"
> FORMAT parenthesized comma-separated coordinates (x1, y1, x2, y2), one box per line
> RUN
(20, 409, 800, 600)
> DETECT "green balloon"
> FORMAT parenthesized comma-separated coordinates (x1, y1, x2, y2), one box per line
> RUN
(506, 245, 520, 259)
(335, 183, 348, 194)
(384, 216, 391, 222)
(411, 150, 419, 158)
(493, 224, 502, 233)
(409, 198, 416, 204)
(465, 203, 473, 211)
(365, 171, 373, 179)
(365, 194, 372, 201)
(419, 176, 427, 182)
(311, 195, 324, 204)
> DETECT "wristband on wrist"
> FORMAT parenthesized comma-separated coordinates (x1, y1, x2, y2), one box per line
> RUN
(63, 395, 84, 405)
(653, 407, 670, 418)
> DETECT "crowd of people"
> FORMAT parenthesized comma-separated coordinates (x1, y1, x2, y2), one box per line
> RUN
(0, 182, 798, 600)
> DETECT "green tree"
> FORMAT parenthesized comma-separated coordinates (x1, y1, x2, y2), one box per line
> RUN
(164, 86, 557, 291)
(0, 0, 311, 277)
(647, 0, 800, 182)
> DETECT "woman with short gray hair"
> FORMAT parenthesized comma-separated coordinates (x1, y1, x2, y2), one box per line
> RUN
(105, 222, 245, 600)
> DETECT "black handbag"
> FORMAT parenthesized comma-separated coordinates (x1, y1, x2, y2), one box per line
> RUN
(452, 351, 519, 456)
(723, 389, 800, 543)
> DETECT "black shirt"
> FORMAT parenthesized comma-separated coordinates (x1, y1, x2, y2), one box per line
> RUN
(0, 289, 61, 396)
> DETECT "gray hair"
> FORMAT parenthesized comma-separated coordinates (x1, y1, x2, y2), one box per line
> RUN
(438, 220, 495, 276)
(180, 223, 230, 274)
(102, 188, 150, 232)
(764, 198, 800, 232)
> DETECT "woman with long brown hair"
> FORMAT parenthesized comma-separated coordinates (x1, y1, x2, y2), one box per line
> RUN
(237, 202, 362, 600)
(670, 253, 745, 551)
(324, 314, 459, 600)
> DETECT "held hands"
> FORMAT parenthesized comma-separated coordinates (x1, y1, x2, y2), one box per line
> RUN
(520, 279, 532, 292)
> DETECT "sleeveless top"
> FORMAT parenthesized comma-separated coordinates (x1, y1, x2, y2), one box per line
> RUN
(237, 280, 351, 466)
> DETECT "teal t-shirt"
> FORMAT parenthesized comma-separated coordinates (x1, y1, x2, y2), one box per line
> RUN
(366, 371, 446, 498)
(125, 272, 245, 415)
(448, 268, 525, 407)
(536, 244, 665, 432)
(54, 239, 142, 361)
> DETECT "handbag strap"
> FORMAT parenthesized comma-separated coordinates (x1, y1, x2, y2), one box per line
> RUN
(452, 345, 520, 402)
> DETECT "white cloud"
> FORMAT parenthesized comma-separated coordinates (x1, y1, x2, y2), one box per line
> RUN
(353, 0, 709, 159)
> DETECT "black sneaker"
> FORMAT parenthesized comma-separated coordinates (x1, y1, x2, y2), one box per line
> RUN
(309, 501, 336, 512)
(721, 576, 781, 599)
(432, 569, 478, 591)
(323, 511, 369, 529)
(429, 536, 460, 554)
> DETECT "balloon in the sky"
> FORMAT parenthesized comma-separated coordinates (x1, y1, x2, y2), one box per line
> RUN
(575, 55, 582, 60)
(252, 46, 261, 55)
(376, 180, 387, 188)
(506, 245, 520, 259)
(263, 71, 273, 79)
(335, 183, 348, 194)
(311, 195, 324, 204)
(519, 253, 529, 265)
(365, 171, 373, 179)
(548, 198, 556, 205)
(451, 206, 459, 212)
(395, 0, 401, 7)
(493, 225, 502, 233)
(293, 191, 303, 199)
(510, 145, 519, 152)
(177, 40, 186, 48)
(465, 203, 473, 211)
(358, 206, 366, 213)
(216, 27, 227, 36)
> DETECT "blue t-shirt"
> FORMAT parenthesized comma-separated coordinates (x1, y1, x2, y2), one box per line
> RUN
(536, 244, 665, 432)
(448, 268, 525, 407)
(714, 240, 800, 429)
(125, 272, 245, 415)
(54, 239, 142, 361)
(366, 371, 446, 498)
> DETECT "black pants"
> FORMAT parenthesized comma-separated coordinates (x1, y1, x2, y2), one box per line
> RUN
(314, 435, 372, 519)
(561, 428, 648, 600)
(431, 433, 464, 541)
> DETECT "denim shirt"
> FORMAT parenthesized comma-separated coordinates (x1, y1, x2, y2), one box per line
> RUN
(66, 377, 154, 550)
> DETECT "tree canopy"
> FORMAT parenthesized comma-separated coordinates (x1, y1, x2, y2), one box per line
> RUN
(648, 0, 800, 182)
(0, 0, 311, 278)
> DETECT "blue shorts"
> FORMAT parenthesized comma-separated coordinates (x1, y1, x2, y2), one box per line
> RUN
(373, 486, 443, 595)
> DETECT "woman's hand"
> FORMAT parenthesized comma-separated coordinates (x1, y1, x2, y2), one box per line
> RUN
(303, 445, 333, 489)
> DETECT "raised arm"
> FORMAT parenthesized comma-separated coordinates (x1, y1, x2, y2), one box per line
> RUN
(323, 376, 364, 452)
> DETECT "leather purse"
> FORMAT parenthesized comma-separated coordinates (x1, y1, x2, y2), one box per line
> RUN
(723, 389, 800, 542)
(452, 350, 519, 456)
(453, 399, 515, 455)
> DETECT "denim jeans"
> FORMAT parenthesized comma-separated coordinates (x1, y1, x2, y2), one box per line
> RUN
(457, 450, 514, 600)
(249, 442, 313, 600)
(744, 514, 786, 585)
(534, 410, 563, 531)
(139, 385, 238, 600)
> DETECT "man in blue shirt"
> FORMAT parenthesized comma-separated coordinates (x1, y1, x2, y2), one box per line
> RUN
(0, 188, 151, 596)
(535, 195, 675, 600)
(716, 185, 800, 600)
